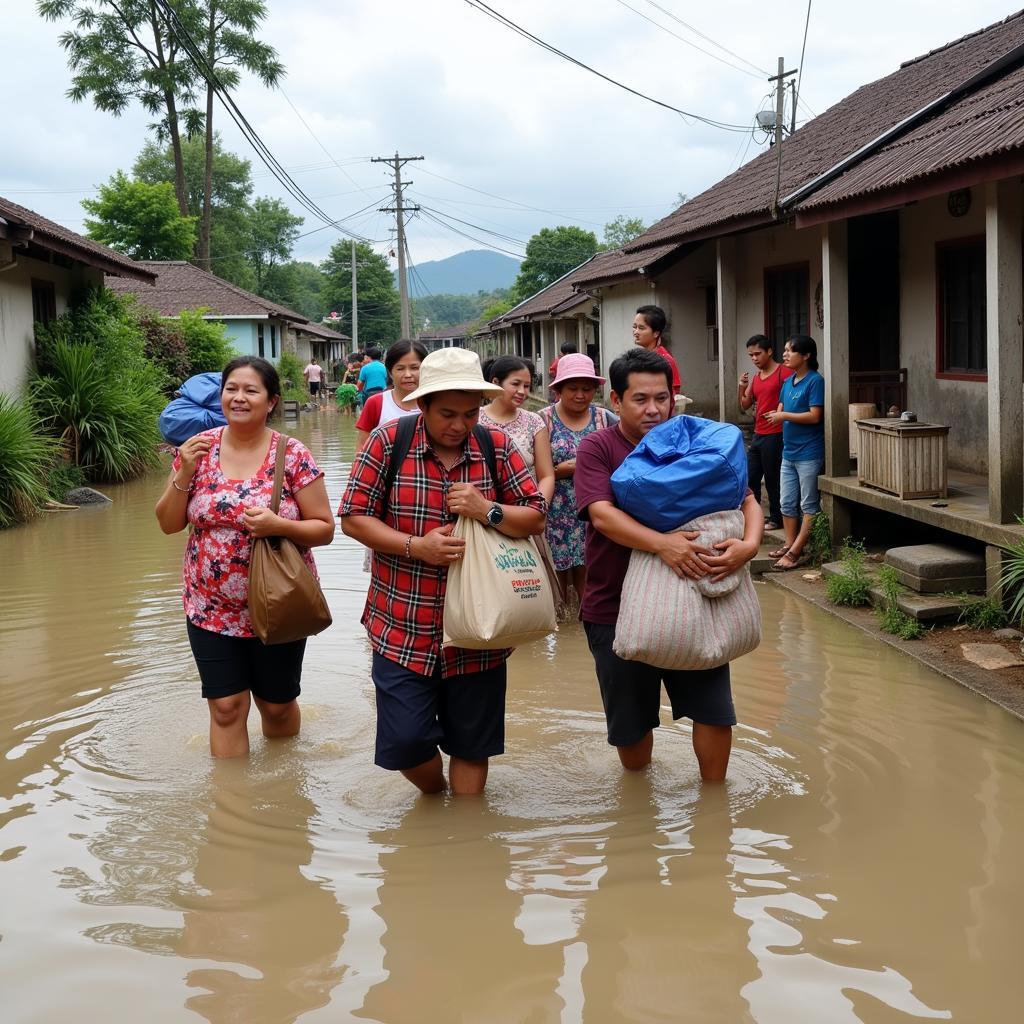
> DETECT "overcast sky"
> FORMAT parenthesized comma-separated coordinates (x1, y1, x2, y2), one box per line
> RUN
(3, 1, 1018, 271)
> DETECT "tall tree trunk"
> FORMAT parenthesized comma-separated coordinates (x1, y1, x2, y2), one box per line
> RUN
(199, 3, 216, 271)
(166, 92, 191, 218)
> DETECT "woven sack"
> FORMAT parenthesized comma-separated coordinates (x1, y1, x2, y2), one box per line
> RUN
(443, 516, 557, 650)
(248, 435, 333, 645)
(613, 510, 761, 670)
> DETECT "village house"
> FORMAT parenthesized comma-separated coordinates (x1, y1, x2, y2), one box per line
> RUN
(107, 260, 347, 373)
(0, 196, 156, 396)
(574, 12, 1024, 583)
(416, 318, 476, 352)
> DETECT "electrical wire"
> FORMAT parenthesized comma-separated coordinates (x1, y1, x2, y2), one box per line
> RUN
(613, 0, 762, 79)
(418, 209, 526, 260)
(461, 0, 752, 131)
(796, 0, 814, 119)
(152, 0, 376, 245)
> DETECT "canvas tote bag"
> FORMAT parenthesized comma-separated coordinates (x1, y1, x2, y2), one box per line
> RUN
(613, 509, 761, 670)
(442, 516, 557, 650)
(248, 434, 333, 645)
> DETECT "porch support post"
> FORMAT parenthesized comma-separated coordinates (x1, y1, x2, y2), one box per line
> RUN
(986, 178, 1024, 524)
(821, 220, 851, 478)
(716, 237, 737, 423)
(539, 320, 551, 395)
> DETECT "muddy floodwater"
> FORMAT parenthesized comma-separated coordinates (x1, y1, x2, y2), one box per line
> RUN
(2, 410, 1023, 1023)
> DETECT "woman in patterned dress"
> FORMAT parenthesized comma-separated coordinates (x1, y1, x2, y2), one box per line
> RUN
(155, 356, 335, 758)
(540, 354, 617, 607)
(478, 355, 555, 503)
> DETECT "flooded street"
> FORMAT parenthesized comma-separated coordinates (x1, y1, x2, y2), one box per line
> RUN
(2, 409, 1023, 1023)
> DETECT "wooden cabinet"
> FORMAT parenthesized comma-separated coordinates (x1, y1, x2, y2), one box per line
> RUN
(856, 418, 949, 499)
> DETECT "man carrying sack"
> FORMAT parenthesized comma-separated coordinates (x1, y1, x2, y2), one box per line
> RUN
(574, 348, 763, 782)
(338, 348, 547, 797)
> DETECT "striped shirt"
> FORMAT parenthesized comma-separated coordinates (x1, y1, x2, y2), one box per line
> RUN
(338, 417, 546, 677)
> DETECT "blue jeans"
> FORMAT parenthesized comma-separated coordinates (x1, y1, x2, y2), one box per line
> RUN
(780, 457, 824, 517)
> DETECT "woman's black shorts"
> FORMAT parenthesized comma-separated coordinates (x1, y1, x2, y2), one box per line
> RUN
(186, 619, 305, 702)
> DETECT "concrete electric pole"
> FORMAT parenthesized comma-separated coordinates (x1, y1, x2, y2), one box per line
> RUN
(351, 237, 358, 350)
(372, 152, 423, 337)
(769, 58, 798, 217)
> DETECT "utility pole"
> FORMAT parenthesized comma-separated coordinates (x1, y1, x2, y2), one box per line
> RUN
(350, 237, 358, 351)
(769, 58, 798, 218)
(789, 79, 797, 135)
(372, 152, 423, 337)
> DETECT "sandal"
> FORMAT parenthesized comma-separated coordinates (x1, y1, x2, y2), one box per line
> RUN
(773, 551, 810, 571)
(764, 521, 782, 531)
(768, 544, 790, 559)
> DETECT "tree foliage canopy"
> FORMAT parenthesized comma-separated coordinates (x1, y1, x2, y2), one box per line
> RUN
(82, 172, 196, 259)
(602, 215, 647, 250)
(511, 226, 599, 301)
(321, 242, 401, 348)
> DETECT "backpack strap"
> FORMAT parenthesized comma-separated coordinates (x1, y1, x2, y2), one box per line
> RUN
(380, 414, 419, 518)
(473, 424, 500, 500)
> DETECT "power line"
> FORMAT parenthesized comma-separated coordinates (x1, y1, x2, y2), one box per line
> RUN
(613, 0, 762, 79)
(418, 209, 526, 260)
(796, 0, 814, 119)
(461, 0, 751, 131)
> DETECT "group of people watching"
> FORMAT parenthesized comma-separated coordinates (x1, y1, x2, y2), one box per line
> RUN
(157, 303, 824, 797)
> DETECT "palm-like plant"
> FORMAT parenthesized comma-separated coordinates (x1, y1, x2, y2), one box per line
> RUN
(1000, 527, 1024, 626)
(0, 394, 55, 528)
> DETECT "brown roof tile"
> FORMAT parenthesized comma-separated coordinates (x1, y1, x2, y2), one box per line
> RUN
(417, 319, 478, 341)
(625, 11, 1024, 251)
(569, 241, 685, 287)
(293, 320, 349, 341)
(0, 196, 156, 281)
(490, 251, 619, 325)
(107, 261, 308, 322)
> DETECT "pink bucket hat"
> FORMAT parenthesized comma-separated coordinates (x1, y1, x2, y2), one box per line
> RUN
(551, 353, 605, 387)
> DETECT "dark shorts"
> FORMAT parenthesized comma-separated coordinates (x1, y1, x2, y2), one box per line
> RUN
(371, 652, 507, 770)
(583, 622, 736, 747)
(309, 381, 321, 395)
(186, 619, 305, 702)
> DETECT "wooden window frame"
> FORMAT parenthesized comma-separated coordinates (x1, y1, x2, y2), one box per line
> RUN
(935, 235, 987, 382)
(763, 261, 810, 349)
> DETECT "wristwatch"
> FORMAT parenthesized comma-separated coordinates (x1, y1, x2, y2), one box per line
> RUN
(486, 503, 504, 527)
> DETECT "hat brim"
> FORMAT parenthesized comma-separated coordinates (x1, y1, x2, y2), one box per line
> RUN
(405, 377, 505, 403)
(551, 373, 606, 388)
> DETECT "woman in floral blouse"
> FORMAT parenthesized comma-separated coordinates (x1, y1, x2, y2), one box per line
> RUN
(155, 356, 335, 757)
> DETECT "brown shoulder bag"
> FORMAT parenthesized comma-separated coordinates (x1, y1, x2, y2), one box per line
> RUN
(248, 434, 333, 645)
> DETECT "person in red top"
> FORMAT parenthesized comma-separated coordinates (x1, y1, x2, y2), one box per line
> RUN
(548, 340, 578, 381)
(338, 348, 546, 797)
(738, 334, 792, 531)
(632, 305, 681, 395)
(574, 347, 762, 781)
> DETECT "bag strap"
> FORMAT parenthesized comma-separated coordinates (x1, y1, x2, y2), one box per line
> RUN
(473, 424, 500, 499)
(380, 414, 419, 518)
(270, 432, 288, 515)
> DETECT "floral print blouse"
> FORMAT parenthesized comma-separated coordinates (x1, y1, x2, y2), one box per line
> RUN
(172, 428, 323, 637)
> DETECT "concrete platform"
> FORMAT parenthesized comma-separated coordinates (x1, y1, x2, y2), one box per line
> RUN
(885, 543, 986, 594)
(819, 560, 963, 622)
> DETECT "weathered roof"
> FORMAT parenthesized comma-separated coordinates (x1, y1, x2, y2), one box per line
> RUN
(626, 10, 1024, 251)
(569, 241, 685, 288)
(107, 261, 307, 322)
(417, 319, 478, 341)
(490, 251, 619, 326)
(0, 196, 156, 281)
(795, 58, 1024, 214)
(293, 319, 349, 341)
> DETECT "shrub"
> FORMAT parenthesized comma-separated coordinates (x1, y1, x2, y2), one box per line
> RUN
(46, 461, 87, 503)
(808, 511, 832, 564)
(875, 565, 924, 639)
(277, 350, 307, 403)
(0, 394, 55, 528)
(137, 309, 191, 388)
(825, 538, 872, 607)
(178, 308, 235, 372)
(999, 528, 1024, 627)
(31, 339, 163, 481)
(956, 594, 1008, 630)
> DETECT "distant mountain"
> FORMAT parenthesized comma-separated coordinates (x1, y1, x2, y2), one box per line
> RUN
(400, 249, 520, 296)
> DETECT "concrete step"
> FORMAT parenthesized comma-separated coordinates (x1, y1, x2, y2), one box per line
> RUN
(885, 544, 986, 594)
(820, 560, 962, 622)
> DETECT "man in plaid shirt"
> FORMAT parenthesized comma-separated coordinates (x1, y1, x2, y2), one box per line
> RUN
(339, 348, 546, 796)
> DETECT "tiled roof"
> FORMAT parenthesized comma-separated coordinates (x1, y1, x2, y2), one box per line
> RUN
(490, 251, 618, 326)
(293, 319, 349, 341)
(796, 60, 1024, 212)
(625, 10, 1024, 251)
(569, 241, 684, 287)
(107, 261, 308, 322)
(0, 196, 156, 281)
(417, 319, 478, 341)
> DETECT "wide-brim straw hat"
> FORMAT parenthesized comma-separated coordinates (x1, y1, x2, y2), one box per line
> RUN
(551, 352, 605, 387)
(405, 347, 504, 402)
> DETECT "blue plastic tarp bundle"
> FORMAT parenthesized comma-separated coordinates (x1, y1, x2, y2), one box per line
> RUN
(158, 371, 226, 446)
(610, 415, 748, 531)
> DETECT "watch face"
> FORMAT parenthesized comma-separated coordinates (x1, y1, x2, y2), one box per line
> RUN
(488, 504, 504, 525)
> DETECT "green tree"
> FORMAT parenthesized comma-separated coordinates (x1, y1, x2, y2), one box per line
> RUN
(511, 226, 599, 300)
(602, 215, 647, 250)
(177, 308, 235, 372)
(193, 1, 284, 268)
(82, 172, 196, 259)
(321, 242, 400, 348)
(244, 197, 303, 293)
(264, 261, 324, 321)
(38, 0, 201, 216)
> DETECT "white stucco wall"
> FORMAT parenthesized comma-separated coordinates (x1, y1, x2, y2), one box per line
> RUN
(898, 191, 991, 472)
(0, 254, 103, 396)
(596, 279, 657, 382)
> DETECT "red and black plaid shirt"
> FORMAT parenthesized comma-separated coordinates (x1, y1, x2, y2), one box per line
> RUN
(338, 417, 546, 677)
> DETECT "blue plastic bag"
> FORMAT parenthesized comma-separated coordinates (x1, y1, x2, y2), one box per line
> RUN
(158, 371, 226, 446)
(611, 416, 747, 531)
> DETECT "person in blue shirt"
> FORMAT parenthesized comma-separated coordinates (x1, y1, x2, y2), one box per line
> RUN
(358, 346, 388, 409)
(764, 334, 824, 570)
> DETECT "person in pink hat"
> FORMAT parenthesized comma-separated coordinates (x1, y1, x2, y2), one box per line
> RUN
(540, 353, 618, 608)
